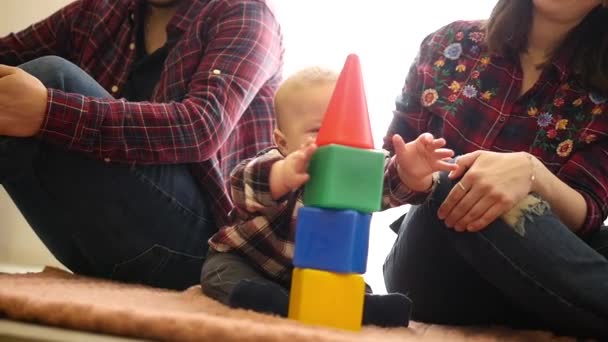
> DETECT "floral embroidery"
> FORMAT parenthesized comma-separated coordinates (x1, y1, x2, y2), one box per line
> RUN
(424, 26, 496, 116)
(532, 81, 604, 158)
(448, 81, 461, 92)
(528, 107, 539, 117)
(556, 139, 574, 157)
(555, 119, 568, 130)
(422, 23, 604, 163)
(537, 112, 553, 128)
(468, 31, 485, 43)
(462, 85, 478, 98)
(421, 89, 439, 107)
(589, 92, 607, 105)
(444, 43, 463, 60)
(480, 90, 494, 101)
(580, 132, 597, 144)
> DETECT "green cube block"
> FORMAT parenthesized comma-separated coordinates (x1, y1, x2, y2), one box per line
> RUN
(303, 144, 384, 213)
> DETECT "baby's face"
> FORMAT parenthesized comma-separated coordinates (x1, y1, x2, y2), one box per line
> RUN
(279, 83, 334, 154)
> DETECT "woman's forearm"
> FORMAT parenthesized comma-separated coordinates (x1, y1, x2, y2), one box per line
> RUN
(530, 155, 586, 232)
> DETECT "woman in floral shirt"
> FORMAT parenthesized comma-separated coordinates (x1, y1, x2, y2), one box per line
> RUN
(383, 0, 608, 338)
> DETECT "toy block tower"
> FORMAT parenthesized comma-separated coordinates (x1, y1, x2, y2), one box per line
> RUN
(288, 54, 385, 331)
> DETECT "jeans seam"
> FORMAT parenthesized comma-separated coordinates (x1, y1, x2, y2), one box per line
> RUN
(111, 244, 205, 277)
(477, 231, 578, 310)
(130, 168, 211, 224)
(596, 244, 608, 253)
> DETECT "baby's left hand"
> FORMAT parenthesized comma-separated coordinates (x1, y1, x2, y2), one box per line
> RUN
(393, 133, 457, 192)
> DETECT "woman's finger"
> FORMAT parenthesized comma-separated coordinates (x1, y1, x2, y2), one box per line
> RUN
(466, 202, 506, 232)
(444, 185, 483, 230)
(438, 177, 471, 221)
(453, 193, 496, 231)
(448, 151, 482, 179)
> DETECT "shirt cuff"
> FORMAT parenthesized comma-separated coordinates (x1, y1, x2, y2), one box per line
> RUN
(577, 190, 604, 236)
(37, 89, 100, 153)
(383, 156, 434, 206)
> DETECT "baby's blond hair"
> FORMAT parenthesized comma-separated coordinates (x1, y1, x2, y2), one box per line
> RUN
(274, 66, 338, 130)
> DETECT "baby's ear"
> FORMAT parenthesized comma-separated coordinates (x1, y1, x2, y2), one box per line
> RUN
(273, 129, 288, 155)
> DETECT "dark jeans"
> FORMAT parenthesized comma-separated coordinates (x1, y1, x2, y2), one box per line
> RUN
(1, 56, 216, 290)
(200, 250, 375, 304)
(383, 171, 608, 338)
(200, 250, 278, 304)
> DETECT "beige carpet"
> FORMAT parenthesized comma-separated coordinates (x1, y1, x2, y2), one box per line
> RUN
(0, 268, 573, 342)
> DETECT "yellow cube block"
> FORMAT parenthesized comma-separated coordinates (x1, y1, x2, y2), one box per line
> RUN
(288, 268, 365, 331)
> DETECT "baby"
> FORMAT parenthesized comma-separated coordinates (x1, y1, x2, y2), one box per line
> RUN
(201, 66, 456, 326)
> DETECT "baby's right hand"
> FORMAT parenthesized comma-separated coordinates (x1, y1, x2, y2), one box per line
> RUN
(281, 140, 317, 190)
(270, 139, 317, 199)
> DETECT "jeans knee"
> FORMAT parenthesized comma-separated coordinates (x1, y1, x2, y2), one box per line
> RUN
(501, 194, 551, 236)
(18, 56, 74, 88)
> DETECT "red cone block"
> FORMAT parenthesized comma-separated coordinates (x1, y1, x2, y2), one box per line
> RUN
(316, 54, 374, 149)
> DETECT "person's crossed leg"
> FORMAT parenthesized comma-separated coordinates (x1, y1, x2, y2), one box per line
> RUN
(1, 56, 215, 290)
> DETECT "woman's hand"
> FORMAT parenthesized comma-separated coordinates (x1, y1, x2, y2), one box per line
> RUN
(438, 151, 535, 232)
(393, 133, 457, 192)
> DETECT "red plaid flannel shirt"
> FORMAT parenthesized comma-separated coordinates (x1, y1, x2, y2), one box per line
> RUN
(0, 0, 284, 227)
(384, 20, 608, 235)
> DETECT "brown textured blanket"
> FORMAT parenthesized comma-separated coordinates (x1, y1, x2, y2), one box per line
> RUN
(0, 268, 572, 341)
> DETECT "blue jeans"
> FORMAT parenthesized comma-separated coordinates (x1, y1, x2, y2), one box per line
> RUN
(383, 171, 608, 338)
(1, 56, 216, 290)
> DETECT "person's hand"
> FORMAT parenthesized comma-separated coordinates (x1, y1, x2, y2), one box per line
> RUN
(0, 65, 47, 137)
(438, 151, 534, 232)
(393, 133, 457, 192)
(270, 139, 317, 199)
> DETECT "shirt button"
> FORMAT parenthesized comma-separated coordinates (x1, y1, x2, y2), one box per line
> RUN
(111, 85, 119, 93)
(129, 43, 135, 50)
(498, 116, 506, 122)
(130, 13, 135, 21)
(212, 69, 221, 75)
(104, 157, 111, 163)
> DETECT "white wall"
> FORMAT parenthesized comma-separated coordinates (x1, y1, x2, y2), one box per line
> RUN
(0, 0, 73, 267)
(273, 0, 497, 147)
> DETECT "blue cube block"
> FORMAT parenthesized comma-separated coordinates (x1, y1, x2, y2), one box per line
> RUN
(293, 207, 371, 274)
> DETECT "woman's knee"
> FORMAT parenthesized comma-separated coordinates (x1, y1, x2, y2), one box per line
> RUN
(17, 56, 110, 98)
(18, 56, 74, 87)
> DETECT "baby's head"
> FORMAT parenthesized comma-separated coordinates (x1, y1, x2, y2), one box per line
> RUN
(273, 67, 338, 155)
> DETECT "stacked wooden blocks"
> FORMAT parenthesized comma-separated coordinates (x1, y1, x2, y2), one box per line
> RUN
(288, 54, 385, 331)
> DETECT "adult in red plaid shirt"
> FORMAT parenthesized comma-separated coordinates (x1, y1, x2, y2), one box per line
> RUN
(0, 0, 283, 290)
(383, 0, 608, 338)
